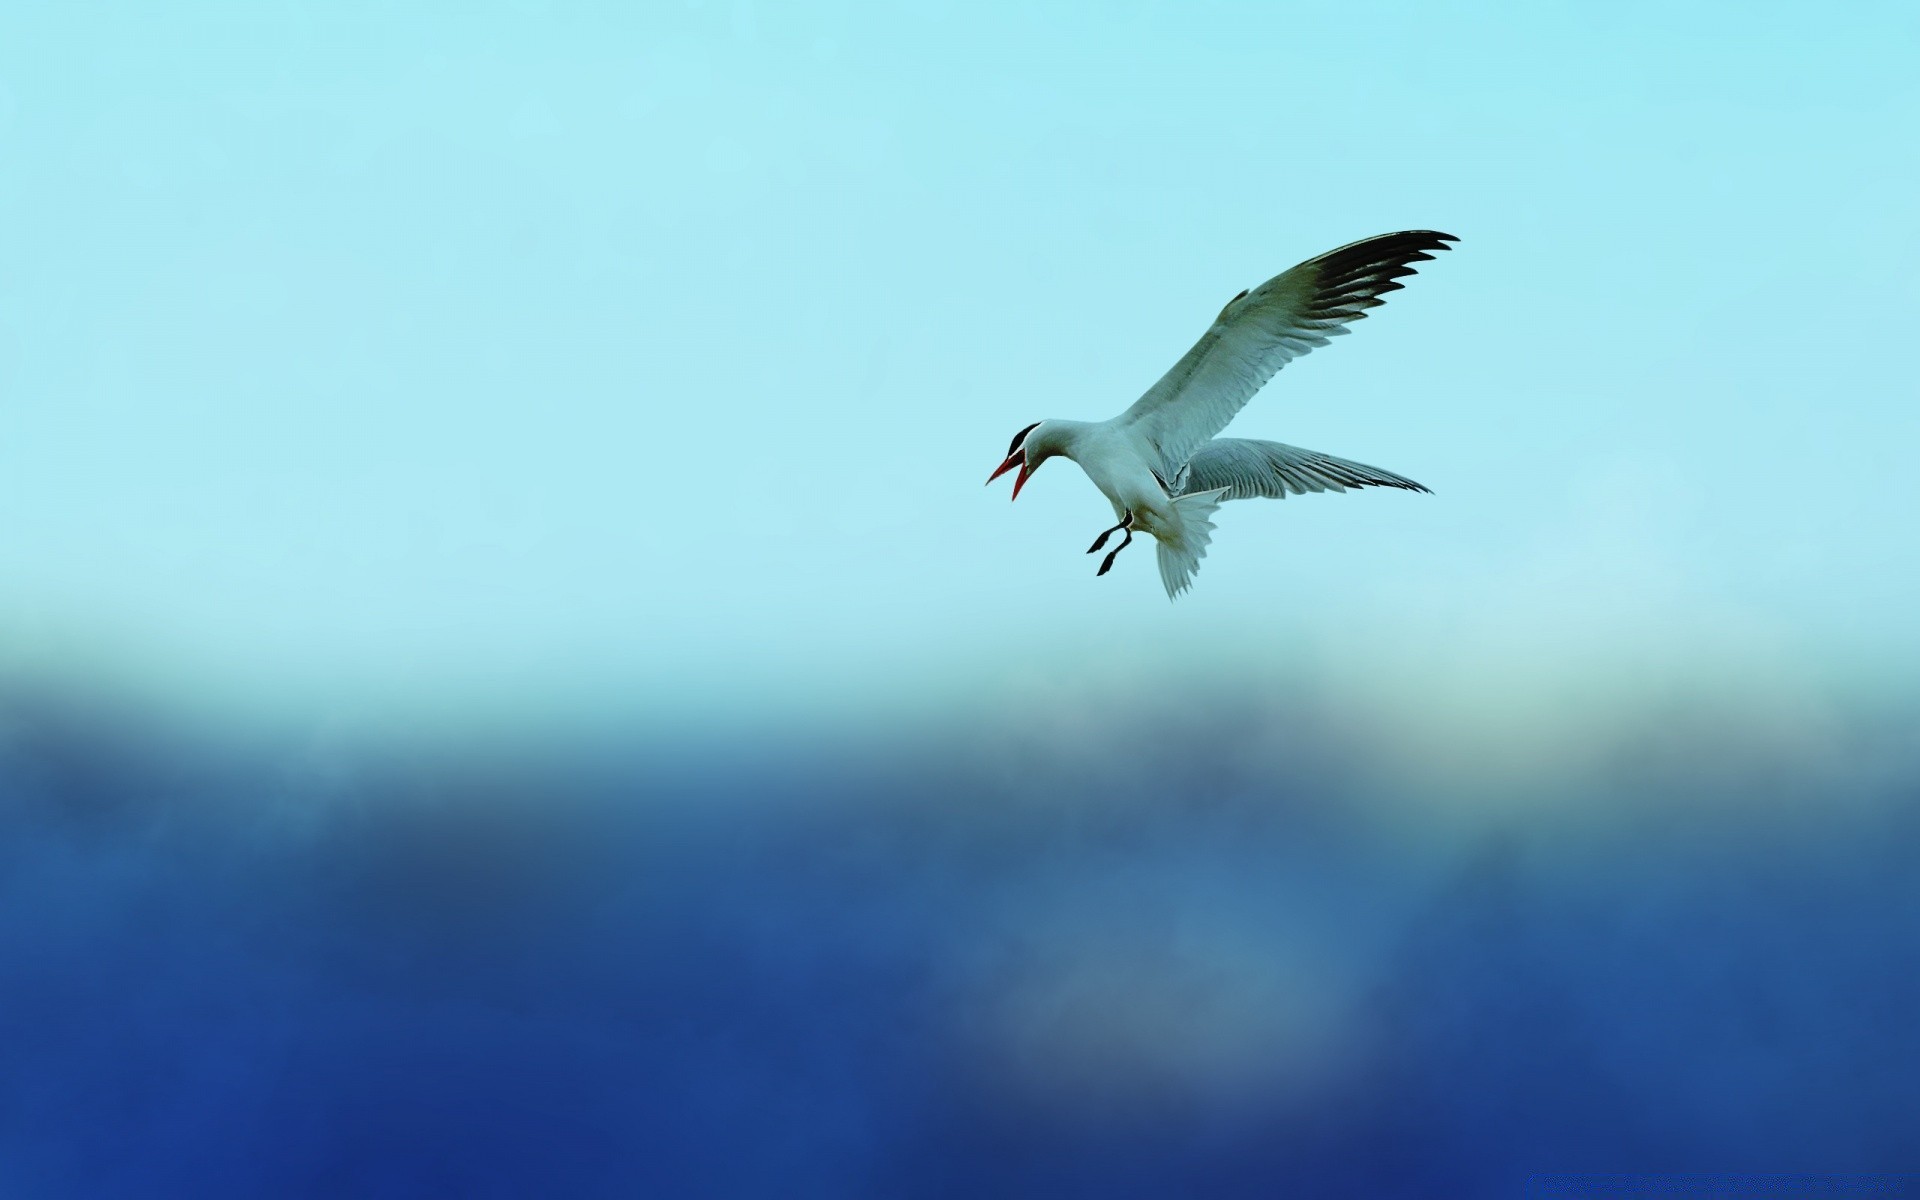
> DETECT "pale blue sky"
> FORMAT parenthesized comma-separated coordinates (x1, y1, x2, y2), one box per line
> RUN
(3, 1, 1916, 719)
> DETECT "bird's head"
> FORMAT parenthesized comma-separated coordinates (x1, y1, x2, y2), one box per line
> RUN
(986, 421, 1053, 500)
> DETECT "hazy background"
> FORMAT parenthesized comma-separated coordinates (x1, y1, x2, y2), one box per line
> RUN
(2, 1, 1917, 1195)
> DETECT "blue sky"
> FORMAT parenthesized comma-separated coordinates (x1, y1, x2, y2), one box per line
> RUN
(3, 0, 1916, 722)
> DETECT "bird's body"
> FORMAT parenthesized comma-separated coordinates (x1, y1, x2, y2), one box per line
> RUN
(1033, 421, 1174, 535)
(988, 230, 1456, 598)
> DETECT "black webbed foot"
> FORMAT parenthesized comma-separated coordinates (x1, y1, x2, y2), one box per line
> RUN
(1095, 527, 1134, 576)
(1087, 511, 1133, 555)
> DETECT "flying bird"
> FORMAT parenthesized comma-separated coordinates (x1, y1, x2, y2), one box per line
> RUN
(987, 230, 1456, 599)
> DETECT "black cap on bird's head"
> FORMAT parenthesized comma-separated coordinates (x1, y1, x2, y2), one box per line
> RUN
(986, 421, 1044, 500)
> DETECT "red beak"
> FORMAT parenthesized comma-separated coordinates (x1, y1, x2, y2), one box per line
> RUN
(987, 453, 1036, 500)
(987, 452, 1021, 486)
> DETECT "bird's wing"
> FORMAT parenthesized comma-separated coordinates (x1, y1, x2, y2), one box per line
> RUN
(1115, 230, 1455, 476)
(1174, 438, 1430, 500)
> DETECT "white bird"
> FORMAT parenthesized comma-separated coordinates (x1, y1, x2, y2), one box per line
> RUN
(987, 229, 1456, 599)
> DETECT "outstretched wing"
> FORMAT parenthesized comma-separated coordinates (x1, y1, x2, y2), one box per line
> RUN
(1175, 438, 1430, 500)
(1115, 230, 1456, 477)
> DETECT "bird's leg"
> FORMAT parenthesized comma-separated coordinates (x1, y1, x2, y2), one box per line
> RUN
(1086, 510, 1133, 555)
(1095, 526, 1135, 577)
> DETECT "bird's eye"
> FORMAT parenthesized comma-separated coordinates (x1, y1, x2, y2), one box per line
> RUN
(1007, 422, 1041, 458)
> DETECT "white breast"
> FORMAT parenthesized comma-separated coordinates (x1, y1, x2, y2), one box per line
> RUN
(1069, 426, 1174, 527)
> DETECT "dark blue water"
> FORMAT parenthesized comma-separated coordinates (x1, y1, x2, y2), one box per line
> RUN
(2, 685, 1914, 1197)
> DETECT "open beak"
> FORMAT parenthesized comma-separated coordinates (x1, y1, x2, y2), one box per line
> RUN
(986, 453, 1035, 501)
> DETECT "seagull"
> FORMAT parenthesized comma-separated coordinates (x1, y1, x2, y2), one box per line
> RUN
(988, 230, 1456, 599)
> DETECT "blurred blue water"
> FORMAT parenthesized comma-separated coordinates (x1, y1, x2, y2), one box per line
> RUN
(2, 680, 1914, 1198)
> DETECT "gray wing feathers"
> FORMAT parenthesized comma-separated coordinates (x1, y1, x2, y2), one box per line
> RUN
(1178, 438, 1431, 501)
(1117, 230, 1456, 476)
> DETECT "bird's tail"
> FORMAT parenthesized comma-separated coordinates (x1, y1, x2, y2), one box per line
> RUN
(1155, 487, 1227, 600)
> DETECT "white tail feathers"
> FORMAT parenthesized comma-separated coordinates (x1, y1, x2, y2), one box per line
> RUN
(1155, 487, 1227, 600)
